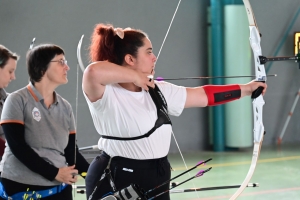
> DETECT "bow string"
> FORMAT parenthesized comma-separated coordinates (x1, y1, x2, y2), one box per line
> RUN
(153, 0, 203, 199)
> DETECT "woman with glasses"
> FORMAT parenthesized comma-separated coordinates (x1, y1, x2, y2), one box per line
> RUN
(82, 23, 267, 200)
(0, 44, 89, 199)
(0, 45, 19, 167)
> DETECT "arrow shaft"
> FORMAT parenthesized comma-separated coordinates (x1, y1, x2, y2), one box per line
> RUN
(148, 167, 211, 200)
(156, 74, 276, 81)
(145, 158, 212, 194)
(170, 183, 259, 193)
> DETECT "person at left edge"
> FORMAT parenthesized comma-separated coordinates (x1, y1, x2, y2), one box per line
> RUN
(0, 44, 89, 200)
(0, 45, 19, 169)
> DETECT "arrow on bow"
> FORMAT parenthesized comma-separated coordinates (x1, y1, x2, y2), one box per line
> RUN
(147, 74, 276, 81)
(229, 1, 266, 199)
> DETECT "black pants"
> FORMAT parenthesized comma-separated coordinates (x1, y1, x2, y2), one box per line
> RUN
(85, 152, 171, 200)
(0, 178, 72, 200)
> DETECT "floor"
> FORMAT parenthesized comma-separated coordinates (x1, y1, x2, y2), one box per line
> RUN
(74, 144, 300, 200)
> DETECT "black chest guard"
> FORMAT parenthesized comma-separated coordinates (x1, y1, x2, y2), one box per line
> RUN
(101, 84, 172, 141)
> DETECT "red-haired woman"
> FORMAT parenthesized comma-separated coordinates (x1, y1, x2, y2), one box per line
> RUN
(83, 23, 267, 200)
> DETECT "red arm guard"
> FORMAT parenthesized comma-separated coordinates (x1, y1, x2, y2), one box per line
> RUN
(203, 84, 241, 106)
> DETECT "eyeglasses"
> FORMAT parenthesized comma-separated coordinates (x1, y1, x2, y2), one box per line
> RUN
(50, 59, 68, 66)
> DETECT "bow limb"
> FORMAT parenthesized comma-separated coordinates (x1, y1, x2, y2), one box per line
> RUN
(77, 35, 86, 73)
(229, 1, 266, 199)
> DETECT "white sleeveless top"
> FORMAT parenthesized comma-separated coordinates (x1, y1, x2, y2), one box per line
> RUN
(83, 81, 186, 159)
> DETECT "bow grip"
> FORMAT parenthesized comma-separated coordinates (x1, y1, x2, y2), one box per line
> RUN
(251, 81, 265, 99)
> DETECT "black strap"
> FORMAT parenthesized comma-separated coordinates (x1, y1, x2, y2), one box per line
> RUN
(101, 84, 172, 141)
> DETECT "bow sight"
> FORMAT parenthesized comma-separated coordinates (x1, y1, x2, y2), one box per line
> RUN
(259, 53, 300, 68)
(259, 32, 300, 68)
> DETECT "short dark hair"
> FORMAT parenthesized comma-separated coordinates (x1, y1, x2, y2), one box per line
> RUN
(90, 23, 147, 65)
(0, 45, 19, 68)
(26, 44, 64, 84)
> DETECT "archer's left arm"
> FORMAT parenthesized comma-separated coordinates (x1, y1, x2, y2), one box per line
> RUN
(184, 80, 267, 108)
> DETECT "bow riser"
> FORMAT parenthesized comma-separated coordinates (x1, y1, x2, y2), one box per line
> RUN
(249, 24, 265, 144)
(249, 27, 266, 82)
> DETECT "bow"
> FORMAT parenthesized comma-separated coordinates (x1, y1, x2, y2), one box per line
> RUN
(229, 0, 266, 199)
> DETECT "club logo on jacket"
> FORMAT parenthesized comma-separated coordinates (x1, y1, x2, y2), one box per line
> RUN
(32, 107, 41, 122)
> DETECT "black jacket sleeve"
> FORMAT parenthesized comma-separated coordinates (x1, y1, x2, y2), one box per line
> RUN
(64, 133, 89, 177)
(2, 123, 59, 181)
(0, 137, 5, 157)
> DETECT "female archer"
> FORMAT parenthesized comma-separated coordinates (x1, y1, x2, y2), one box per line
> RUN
(83, 23, 267, 200)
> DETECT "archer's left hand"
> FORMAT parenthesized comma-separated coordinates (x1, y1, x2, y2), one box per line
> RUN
(241, 80, 267, 97)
